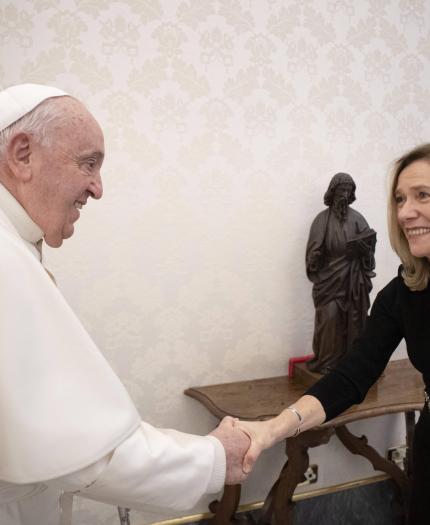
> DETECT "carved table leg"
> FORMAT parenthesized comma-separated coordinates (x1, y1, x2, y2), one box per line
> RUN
(335, 424, 410, 524)
(117, 507, 131, 525)
(208, 484, 242, 525)
(259, 427, 334, 525)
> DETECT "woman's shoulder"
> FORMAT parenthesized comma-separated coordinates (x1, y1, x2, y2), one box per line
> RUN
(374, 267, 405, 304)
(377, 265, 425, 303)
(380, 266, 403, 290)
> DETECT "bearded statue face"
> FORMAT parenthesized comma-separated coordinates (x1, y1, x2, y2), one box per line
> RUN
(332, 182, 353, 222)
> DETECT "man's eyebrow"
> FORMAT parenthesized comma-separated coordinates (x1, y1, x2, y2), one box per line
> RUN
(78, 151, 105, 162)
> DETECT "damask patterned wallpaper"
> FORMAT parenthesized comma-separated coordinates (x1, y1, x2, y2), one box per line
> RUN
(1, 0, 430, 523)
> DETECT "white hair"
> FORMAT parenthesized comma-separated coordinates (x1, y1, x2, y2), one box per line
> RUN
(0, 96, 70, 158)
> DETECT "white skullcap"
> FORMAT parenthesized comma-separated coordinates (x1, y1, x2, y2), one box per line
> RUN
(0, 83, 68, 133)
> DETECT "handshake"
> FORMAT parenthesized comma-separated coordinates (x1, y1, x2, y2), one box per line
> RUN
(208, 398, 321, 484)
(209, 416, 275, 484)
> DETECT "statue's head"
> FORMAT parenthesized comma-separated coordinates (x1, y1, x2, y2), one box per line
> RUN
(323, 173, 356, 207)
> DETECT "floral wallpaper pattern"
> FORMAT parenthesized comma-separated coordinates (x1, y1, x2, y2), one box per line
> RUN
(1, 0, 429, 523)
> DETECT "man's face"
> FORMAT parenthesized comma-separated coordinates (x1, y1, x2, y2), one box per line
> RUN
(24, 98, 104, 247)
(333, 182, 353, 204)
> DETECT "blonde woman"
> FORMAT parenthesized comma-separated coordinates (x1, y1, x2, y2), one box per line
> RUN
(237, 143, 430, 524)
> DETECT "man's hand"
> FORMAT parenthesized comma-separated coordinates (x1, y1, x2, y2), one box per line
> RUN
(233, 419, 275, 474)
(209, 416, 251, 484)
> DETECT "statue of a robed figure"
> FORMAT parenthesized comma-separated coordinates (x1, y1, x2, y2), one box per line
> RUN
(306, 173, 376, 374)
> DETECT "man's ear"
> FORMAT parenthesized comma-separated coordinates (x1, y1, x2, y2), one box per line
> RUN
(6, 133, 33, 182)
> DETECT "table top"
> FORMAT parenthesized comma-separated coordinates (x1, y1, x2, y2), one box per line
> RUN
(185, 359, 425, 427)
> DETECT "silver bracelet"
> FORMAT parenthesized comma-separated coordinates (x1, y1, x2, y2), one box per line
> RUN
(286, 406, 303, 437)
(291, 426, 301, 437)
(286, 406, 303, 423)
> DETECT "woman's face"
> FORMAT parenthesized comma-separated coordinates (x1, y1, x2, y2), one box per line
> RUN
(395, 159, 430, 259)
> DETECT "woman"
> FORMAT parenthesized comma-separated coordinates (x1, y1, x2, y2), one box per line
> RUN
(237, 143, 430, 523)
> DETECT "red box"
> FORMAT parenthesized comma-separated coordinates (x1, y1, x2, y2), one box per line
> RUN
(288, 355, 314, 377)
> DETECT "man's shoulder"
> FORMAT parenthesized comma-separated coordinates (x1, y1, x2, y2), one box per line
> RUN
(348, 206, 366, 219)
(311, 208, 330, 223)
(0, 225, 20, 252)
(0, 224, 35, 270)
(347, 207, 373, 230)
(308, 209, 330, 241)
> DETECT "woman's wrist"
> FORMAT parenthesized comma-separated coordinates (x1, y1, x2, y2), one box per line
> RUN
(269, 409, 300, 443)
(285, 406, 303, 436)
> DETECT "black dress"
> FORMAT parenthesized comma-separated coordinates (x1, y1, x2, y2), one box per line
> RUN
(306, 267, 429, 524)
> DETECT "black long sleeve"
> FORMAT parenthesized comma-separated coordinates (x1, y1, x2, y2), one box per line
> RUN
(306, 275, 404, 421)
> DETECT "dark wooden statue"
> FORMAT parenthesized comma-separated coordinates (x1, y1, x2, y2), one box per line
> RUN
(306, 173, 376, 374)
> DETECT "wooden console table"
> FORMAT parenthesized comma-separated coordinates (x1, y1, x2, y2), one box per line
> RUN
(185, 359, 424, 525)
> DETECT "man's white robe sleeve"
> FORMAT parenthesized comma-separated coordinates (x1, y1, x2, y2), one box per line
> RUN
(50, 423, 226, 511)
(0, 197, 227, 517)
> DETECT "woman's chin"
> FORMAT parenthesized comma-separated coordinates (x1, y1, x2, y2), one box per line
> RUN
(408, 241, 430, 260)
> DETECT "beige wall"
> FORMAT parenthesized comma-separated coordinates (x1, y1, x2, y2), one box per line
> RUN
(1, 0, 429, 523)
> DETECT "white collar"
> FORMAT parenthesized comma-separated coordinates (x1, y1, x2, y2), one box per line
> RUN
(0, 182, 43, 245)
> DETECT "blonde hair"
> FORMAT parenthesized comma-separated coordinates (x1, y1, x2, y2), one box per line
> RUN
(388, 143, 430, 291)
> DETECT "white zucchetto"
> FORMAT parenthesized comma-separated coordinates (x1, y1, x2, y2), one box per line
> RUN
(0, 83, 68, 133)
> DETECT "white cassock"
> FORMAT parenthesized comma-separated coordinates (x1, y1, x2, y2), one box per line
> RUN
(0, 183, 225, 525)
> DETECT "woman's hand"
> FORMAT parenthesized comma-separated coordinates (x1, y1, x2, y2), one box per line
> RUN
(234, 419, 277, 474)
(234, 396, 326, 474)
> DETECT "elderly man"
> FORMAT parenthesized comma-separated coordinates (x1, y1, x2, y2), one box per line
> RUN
(305, 173, 376, 374)
(0, 84, 250, 525)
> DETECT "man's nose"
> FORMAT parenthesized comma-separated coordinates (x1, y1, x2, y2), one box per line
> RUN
(89, 172, 103, 200)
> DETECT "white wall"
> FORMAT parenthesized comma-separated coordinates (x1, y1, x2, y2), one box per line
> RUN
(1, 0, 429, 523)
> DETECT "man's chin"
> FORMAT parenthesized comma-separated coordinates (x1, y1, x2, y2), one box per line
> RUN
(44, 227, 74, 248)
(44, 235, 64, 248)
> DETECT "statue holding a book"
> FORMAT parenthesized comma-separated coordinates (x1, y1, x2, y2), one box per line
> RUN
(306, 173, 376, 374)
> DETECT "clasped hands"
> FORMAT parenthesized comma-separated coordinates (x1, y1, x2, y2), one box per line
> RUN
(209, 416, 276, 484)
